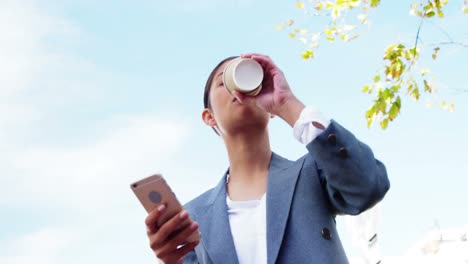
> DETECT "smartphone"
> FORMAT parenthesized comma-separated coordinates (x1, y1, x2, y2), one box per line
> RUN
(130, 174, 199, 242)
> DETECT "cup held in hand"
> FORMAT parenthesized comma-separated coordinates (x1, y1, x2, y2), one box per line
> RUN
(223, 58, 264, 96)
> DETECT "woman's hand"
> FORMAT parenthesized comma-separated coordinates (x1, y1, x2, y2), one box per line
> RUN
(232, 53, 305, 127)
(145, 205, 200, 264)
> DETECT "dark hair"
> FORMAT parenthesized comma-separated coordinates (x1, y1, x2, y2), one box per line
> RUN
(203, 56, 239, 110)
(203, 56, 238, 135)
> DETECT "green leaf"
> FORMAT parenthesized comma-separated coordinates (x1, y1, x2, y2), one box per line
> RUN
(423, 79, 433, 92)
(373, 75, 381, 82)
(409, 47, 419, 58)
(367, 118, 373, 128)
(362, 85, 370, 93)
(411, 87, 420, 100)
(380, 118, 389, 129)
(407, 82, 414, 93)
(365, 105, 376, 119)
(426, 10, 435, 17)
(370, 0, 381, 7)
(388, 96, 401, 120)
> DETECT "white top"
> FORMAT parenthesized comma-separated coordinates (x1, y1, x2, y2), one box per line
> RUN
(226, 106, 330, 264)
(226, 193, 267, 264)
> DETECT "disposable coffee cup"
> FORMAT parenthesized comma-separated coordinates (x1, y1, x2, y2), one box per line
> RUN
(223, 58, 264, 96)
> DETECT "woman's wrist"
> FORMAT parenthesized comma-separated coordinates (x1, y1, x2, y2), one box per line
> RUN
(275, 96, 305, 128)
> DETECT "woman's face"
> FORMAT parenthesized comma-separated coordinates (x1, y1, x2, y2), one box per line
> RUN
(203, 59, 270, 136)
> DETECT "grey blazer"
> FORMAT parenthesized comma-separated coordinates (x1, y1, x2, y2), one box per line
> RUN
(183, 120, 390, 264)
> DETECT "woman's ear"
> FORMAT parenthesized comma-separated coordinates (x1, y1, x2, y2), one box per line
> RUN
(202, 108, 217, 127)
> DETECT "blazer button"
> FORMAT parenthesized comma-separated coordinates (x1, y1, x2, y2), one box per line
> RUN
(338, 147, 348, 158)
(327, 134, 336, 144)
(322, 228, 332, 240)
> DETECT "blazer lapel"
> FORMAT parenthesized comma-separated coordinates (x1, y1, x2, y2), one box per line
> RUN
(266, 152, 304, 264)
(195, 172, 239, 264)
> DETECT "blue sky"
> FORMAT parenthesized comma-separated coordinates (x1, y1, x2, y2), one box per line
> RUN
(1, 0, 467, 263)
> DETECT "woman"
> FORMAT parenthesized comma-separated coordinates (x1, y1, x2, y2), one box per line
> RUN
(144, 53, 390, 264)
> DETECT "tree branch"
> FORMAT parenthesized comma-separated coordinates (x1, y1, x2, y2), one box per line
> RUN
(428, 19, 454, 43)
(430, 41, 468, 47)
(413, 17, 425, 51)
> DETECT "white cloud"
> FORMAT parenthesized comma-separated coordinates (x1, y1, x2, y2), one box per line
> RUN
(151, 0, 254, 13)
(0, 0, 80, 97)
(0, 114, 191, 263)
(0, 1, 195, 263)
(1, 114, 190, 210)
(0, 227, 75, 264)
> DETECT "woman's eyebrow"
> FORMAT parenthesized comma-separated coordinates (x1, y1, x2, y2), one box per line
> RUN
(216, 72, 223, 78)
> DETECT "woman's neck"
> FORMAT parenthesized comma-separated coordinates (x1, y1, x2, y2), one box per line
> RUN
(223, 129, 271, 200)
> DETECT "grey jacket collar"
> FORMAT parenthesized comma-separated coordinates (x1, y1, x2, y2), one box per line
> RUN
(194, 152, 304, 264)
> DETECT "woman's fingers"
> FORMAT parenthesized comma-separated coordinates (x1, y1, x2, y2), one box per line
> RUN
(145, 204, 167, 234)
(232, 90, 257, 105)
(241, 53, 278, 72)
(156, 221, 199, 258)
(174, 241, 200, 260)
(232, 90, 244, 102)
(145, 209, 199, 263)
(158, 241, 199, 263)
(149, 210, 190, 250)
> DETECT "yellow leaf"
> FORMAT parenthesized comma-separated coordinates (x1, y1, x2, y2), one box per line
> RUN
(288, 19, 294, 26)
(315, 2, 323, 10)
(300, 37, 308, 44)
(296, 2, 305, 9)
(301, 49, 314, 59)
(448, 103, 455, 112)
(274, 25, 284, 30)
(441, 101, 447, 109)
(464, 7, 468, 13)
(289, 32, 296, 39)
(332, 7, 340, 19)
(421, 68, 430, 76)
(300, 29, 308, 35)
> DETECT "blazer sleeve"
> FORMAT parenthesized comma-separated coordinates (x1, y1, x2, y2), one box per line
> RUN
(182, 250, 199, 264)
(305, 119, 390, 215)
